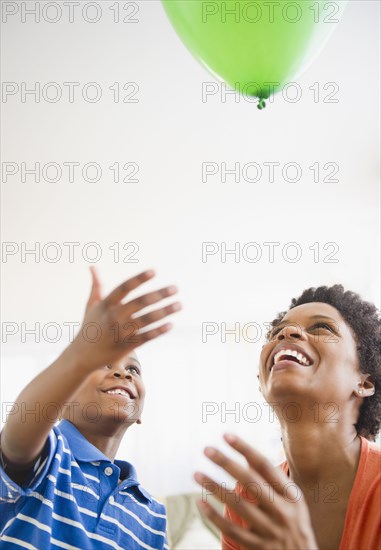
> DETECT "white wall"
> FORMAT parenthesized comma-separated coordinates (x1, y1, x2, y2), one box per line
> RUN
(1, 0, 380, 496)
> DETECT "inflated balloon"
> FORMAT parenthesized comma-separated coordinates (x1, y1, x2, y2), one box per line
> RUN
(162, 0, 347, 108)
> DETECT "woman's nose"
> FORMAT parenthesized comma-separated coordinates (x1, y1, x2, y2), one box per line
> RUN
(277, 324, 306, 341)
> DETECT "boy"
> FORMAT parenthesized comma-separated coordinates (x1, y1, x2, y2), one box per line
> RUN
(0, 268, 181, 549)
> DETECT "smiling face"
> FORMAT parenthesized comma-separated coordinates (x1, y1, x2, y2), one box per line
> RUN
(65, 352, 146, 428)
(259, 302, 365, 412)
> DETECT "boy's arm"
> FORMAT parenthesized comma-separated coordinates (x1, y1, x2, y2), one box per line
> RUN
(1, 268, 179, 469)
(0, 348, 93, 470)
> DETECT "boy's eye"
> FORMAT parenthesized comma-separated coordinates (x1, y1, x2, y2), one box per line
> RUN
(127, 366, 140, 375)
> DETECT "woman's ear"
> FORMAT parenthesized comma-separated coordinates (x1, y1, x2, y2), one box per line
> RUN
(356, 374, 375, 397)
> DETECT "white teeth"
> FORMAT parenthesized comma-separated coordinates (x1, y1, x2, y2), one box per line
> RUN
(273, 349, 311, 367)
(106, 389, 129, 396)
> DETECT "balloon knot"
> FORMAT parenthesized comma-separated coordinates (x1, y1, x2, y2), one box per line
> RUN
(257, 98, 266, 110)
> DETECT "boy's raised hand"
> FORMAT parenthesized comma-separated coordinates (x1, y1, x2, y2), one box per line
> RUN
(69, 267, 181, 370)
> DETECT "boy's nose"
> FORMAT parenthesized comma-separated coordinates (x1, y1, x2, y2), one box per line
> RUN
(112, 366, 132, 379)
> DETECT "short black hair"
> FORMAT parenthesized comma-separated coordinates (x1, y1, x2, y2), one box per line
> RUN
(268, 285, 381, 441)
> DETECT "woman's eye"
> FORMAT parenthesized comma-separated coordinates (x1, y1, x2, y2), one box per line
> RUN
(268, 326, 281, 339)
(311, 322, 334, 332)
(269, 322, 335, 339)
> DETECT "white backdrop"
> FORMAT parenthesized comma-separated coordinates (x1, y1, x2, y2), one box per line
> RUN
(1, 0, 380, 496)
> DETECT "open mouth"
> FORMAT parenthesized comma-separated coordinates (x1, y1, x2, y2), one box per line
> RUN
(271, 348, 311, 369)
(102, 387, 135, 399)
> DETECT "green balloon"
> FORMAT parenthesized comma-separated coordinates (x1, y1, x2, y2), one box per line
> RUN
(162, 0, 347, 106)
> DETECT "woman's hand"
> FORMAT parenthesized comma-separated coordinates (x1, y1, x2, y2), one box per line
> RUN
(67, 267, 181, 371)
(194, 433, 318, 550)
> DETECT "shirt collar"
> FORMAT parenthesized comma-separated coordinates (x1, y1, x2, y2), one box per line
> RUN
(58, 419, 110, 463)
(57, 420, 151, 502)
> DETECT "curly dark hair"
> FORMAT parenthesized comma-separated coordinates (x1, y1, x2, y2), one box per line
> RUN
(268, 285, 381, 441)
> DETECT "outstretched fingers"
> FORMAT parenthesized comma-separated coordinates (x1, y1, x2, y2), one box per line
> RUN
(194, 470, 275, 538)
(86, 266, 103, 309)
(99, 270, 181, 351)
(120, 285, 178, 317)
(112, 304, 180, 348)
(196, 499, 263, 549)
(132, 322, 174, 347)
(132, 301, 181, 328)
(202, 446, 282, 516)
(196, 435, 319, 550)
(103, 270, 155, 306)
(224, 434, 288, 491)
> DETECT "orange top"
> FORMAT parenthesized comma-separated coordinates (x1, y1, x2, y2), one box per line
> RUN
(222, 437, 381, 550)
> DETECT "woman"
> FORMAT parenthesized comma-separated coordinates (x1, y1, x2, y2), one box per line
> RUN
(195, 285, 381, 550)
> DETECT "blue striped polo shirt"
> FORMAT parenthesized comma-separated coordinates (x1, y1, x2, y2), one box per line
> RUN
(0, 420, 168, 549)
